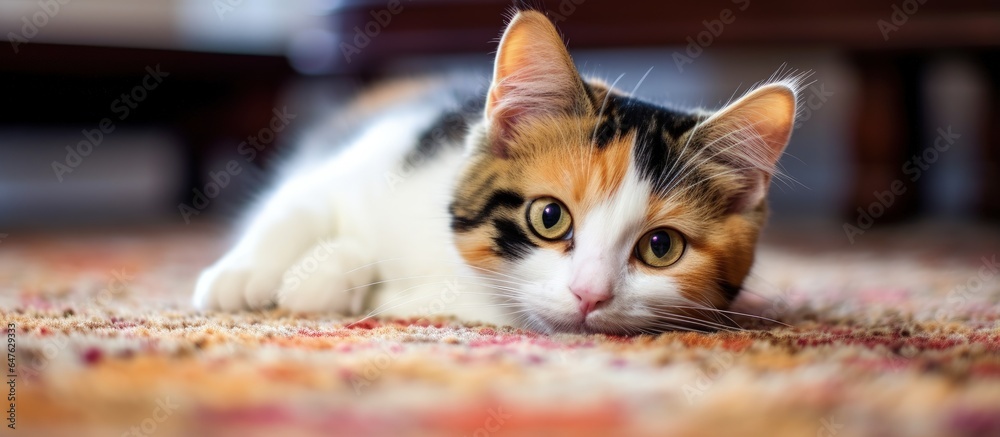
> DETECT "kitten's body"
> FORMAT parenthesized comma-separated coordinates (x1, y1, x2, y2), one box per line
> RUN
(197, 78, 507, 322)
(194, 11, 799, 334)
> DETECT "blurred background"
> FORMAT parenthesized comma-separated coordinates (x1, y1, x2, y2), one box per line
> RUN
(0, 0, 997, 232)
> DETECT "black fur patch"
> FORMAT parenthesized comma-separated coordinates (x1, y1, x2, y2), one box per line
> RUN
(404, 110, 469, 169)
(492, 218, 536, 260)
(403, 92, 486, 169)
(719, 282, 742, 301)
(450, 190, 525, 232)
(597, 97, 697, 144)
(586, 89, 701, 194)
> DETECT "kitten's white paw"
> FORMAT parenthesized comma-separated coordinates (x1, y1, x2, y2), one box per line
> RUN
(275, 240, 374, 314)
(193, 255, 287, 311)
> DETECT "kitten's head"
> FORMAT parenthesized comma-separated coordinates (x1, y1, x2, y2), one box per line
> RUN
(450, 11, 798, 334)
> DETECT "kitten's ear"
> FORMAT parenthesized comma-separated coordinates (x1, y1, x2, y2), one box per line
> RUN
(699, 83, 797, 213)
(485, 10, 591, 157)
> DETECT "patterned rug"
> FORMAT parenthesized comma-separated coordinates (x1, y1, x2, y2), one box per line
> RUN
(3, 222, 1000, 437)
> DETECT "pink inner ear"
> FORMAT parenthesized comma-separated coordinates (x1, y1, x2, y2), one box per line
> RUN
(489, 118, 515, 158)
(726, 171, 769, 214)
(484, 11, 589, 158)
(487, 86, 525, 157)
(486, 68, 587, 158)
(703, 84, 797, 213)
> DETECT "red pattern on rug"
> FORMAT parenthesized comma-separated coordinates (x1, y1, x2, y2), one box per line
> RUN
(3, 224, 1000, 436)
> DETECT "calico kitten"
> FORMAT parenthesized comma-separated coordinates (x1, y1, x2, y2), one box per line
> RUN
(193, 10, 799, 334)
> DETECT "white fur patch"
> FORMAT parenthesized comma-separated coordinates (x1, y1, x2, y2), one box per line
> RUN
(506, 159, 691, 334)
(194, 103, 506, 325)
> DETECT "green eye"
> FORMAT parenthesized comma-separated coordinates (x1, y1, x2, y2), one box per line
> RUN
(635, 228, 685, 267)
(527, 197, 572, 240)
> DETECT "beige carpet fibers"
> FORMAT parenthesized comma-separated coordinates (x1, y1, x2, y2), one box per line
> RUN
(3, 223, 1000, 436)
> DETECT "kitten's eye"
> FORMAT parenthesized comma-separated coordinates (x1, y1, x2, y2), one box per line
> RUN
(635, 229, 685, 267)
(527, 197, 573, 240)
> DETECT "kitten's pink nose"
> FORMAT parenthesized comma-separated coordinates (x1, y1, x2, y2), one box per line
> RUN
(571, 287, 611, 316)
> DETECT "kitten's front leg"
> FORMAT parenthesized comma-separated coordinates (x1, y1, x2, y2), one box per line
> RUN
(193, 176, 342, 311)
(274, 239, 374, 314)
